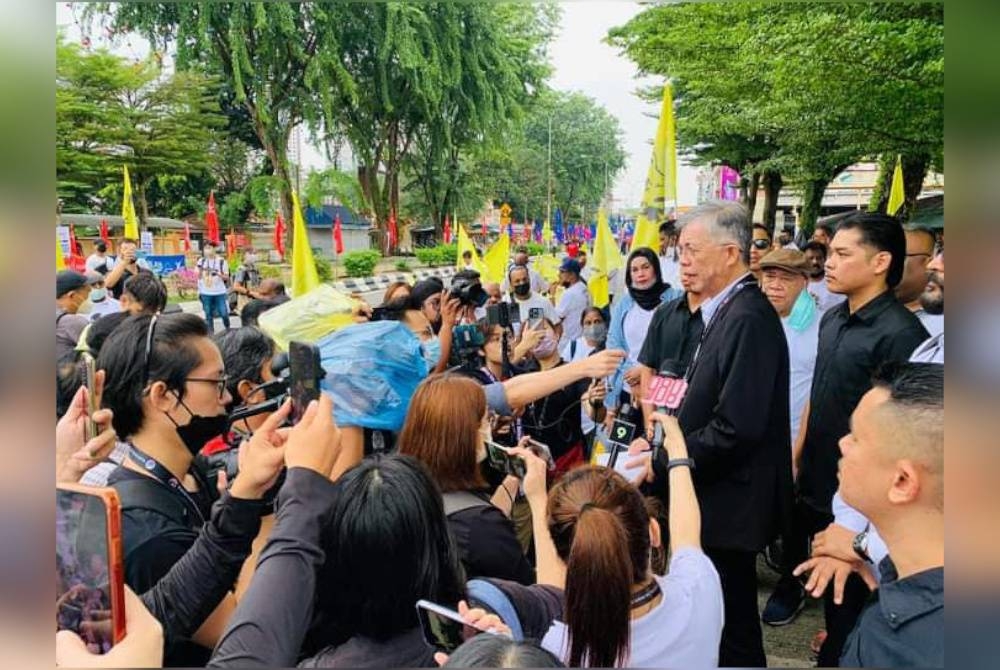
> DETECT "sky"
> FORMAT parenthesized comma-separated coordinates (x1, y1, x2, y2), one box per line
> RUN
(57, 2, 700, 210)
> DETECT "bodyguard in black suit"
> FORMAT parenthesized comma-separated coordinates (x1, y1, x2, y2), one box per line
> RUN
(637, 201, 793, 667)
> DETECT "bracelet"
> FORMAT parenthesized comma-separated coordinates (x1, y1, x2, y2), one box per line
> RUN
(666, 457, 695, 472)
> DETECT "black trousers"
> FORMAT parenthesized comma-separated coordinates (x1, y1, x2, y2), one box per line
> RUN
(781, 499, 871, 666)
(704, 547, 767, 668)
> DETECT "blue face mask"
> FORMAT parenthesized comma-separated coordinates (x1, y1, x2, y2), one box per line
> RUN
(422, 336, 442, 371)
(787, 289, 817, 332)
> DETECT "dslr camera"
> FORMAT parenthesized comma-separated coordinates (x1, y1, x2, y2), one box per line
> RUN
(449, 272, 488, 307)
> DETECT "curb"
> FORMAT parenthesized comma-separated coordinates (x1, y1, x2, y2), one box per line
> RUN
(332, 266, 456, 294)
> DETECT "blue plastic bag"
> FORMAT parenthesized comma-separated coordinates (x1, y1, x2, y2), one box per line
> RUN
(316, 321, 429, 431)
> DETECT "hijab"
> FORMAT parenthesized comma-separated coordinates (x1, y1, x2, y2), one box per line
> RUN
(625, 248, 667, 311)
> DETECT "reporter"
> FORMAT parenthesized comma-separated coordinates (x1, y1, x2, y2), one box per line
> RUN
(536, 413, 723, 668)
(398, 374, 535, 584)
(210, 327, 280, 441)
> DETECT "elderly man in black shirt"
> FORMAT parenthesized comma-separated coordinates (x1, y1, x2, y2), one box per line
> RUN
(764, 213, 928, 661)
(830, 363, 943, 666)
(634, 200, 792, 668)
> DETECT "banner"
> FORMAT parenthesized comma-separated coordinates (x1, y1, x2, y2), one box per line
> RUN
(143, 254, 187, 275)
(140, 231, 154, 254)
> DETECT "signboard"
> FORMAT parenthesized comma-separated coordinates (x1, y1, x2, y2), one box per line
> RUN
(57, 226, 71, 256)
(143, 254, 187, 275)
(140, 231, 155, 254)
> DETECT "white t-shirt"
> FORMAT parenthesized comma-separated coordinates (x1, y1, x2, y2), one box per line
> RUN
(560, 337, 597, 435)
(916, 309, 944, 339)
(85, 253, 112, 275)
(541, 547, 724, 668)
(554, 281, 591, 347)
(808, 278, 844, 312)
(511, 293, 559, 336)
(87, 297, 123, 321)
(623, 303, 657, 364)
(659, 252, 681, 287)
(196, 256, 229, 296)
(781, 312, 820, 443)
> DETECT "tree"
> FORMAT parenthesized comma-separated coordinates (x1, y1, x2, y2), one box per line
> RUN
(57, 34, 225, 224)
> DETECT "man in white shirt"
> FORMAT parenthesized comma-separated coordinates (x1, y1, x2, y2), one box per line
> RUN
(196, 241, 230, 333)
(658, 221, 682, 287)
(909, 250, 944, 364)
(508, 265, 558, 336)
(85, 241, 113, 276)
(502, 247, 547, 294)
(896, 227, 943, 338)
(550, 258, 590, 347)
(577, 249, 593, 282)
(803, 240, 844, 311)
(84, 275, 122, 321)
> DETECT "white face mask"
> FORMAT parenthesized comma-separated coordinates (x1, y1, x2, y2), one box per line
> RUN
(90, 287, 107, 302)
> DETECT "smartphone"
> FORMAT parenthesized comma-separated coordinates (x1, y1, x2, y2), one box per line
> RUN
(527, 307, 544, 330)
(485, 440, 526, 479)
(81, 352, 98, 442)
(288, 341, 324, 425)
(415, 599, 509, 653)
(525, 438, 555, 471)
(56, 484, 126, 654)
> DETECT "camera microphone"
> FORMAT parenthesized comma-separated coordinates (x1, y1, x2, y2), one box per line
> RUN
(648, 359, 685, 450)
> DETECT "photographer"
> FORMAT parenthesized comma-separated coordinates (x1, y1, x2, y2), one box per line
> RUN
(105, 238, 151, 301)
(97, 313, 286, 665)
(209, 327, 281, 447)
(196, 242, 231, 333)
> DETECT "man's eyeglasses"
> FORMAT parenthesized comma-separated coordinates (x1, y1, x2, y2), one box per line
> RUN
(185, 375, 230, 400)
(752, 239, 771, 250)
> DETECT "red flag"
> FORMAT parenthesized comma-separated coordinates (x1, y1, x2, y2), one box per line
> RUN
(481, 215, 487, 238)
(273, 213, 286, 258)
(387, 211, 398, 252)
(443, 215, 451, 244)
(68, 224, 78, 257)
(205, 192, 220, 244)
(182, 222, 192, 252)
(333, 213, 344, 255)
(99, 218, 110, 245)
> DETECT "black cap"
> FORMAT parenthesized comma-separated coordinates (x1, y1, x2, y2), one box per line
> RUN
(57, 270, 89, 298)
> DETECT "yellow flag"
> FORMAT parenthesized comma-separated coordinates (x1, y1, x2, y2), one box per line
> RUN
(542, 218, 553, 245)
(535, 254, 561, 284)
(482, 231, 510, 284)
(590, 209, 623, 308)
(122, 165, 139, 239)
(589, 271, 610, 309)
(887, 155, 905, 216)
(56, 234, 66, 270)
(631, 83, 677, 253)
(456, 223, 486, 274)
(290, 192, 320, 297)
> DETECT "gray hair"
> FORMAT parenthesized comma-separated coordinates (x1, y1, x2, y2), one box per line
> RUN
(677, 200, 752, 265)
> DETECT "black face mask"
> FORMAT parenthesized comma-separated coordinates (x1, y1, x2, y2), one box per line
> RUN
(513, 283, 531, 297)
(166, 394, 229, 456)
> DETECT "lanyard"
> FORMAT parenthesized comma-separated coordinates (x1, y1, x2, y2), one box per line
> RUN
(683, 275, 756, 383)
(127, 443, 206, 524)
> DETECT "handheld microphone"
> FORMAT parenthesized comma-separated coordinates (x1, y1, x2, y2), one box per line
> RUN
(647, 359, 686, 450)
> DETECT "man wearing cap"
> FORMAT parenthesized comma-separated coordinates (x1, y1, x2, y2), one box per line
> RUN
(56, 270, 100, 362)
(411, 277, 445, 334)
(550, 258, 591, 347)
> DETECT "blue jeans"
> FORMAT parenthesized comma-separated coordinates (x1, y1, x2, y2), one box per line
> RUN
(200, 293, 230, 333)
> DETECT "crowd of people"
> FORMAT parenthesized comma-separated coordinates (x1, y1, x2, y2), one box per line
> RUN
(55, 200, 944, 668)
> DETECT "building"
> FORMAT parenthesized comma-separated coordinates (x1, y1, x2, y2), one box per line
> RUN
(303, 204, 371, 255)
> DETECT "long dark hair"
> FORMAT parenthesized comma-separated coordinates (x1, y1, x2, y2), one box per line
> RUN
(319, 454, 466, 642)
(547, 466, 651, 667)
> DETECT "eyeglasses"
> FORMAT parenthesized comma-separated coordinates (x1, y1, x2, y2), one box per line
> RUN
(752, 239, 772, 250)
(678, 242, 735, 259)
(185, 375, 230, 399)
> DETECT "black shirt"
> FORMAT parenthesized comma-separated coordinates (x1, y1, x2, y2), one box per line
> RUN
(798, 291, 928, 513)
(109, 264, 149, 300)
(638, 293, 705, 374)
(520, 361, 588, 461)
(840, 558, 944, 668)
(447, 494, 535, 585)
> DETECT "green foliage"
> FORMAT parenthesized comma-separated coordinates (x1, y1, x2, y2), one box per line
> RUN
(303, 169, 366, 215)
(394, 260, 411, 272)
(524, 242, 545, 257)
(342, 250, 381, 278)
(414, 244, 457, 267)
(257, 263, 284, 280)
(313, 255, 332, 282)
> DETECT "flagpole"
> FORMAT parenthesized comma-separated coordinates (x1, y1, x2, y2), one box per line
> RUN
(546, 115, 553, 250)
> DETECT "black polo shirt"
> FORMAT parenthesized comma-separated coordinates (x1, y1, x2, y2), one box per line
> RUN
(638, 293, 705, 374)
(840, 558, 943, 667)
(798, 291, 927, 514)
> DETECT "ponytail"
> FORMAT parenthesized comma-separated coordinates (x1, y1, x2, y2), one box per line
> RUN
(564, 507, 633, 667)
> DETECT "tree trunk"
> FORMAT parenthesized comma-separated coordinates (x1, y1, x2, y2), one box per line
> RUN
(761, 170, 783, 233)
(799, 178, 830, 237)
(741, 171, 761, 219)
(135, 178, 149, 230)
(869, 152, 929, 222)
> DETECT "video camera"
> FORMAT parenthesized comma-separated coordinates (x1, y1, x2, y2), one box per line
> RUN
(485, 302, 520, 330)
(450, 273, 488, 308)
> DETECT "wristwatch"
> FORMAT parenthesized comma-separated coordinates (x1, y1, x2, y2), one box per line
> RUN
(852, 528, 872, 563)
(666, 457, 695, 472)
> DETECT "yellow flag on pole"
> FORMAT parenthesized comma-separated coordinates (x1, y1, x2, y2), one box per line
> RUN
(534, 254, 561, 285)
(590, 208, 623, 308)
(56, 234, 66, 270)
(290, 192, 320, 297)
(456, 223, 486, 274)
(631, 83, 677, 253)
(887, 155, 905, 216)
(482, 231, 510, 284)
(122, 165, 139, 239)
(542, 218, 553, 245)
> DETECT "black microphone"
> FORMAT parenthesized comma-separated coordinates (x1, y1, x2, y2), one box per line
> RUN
(650, 359, 683, 450)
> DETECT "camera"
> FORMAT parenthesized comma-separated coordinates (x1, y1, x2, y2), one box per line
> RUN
(486, 302, 520, 329)
(449, 273, 488, 307)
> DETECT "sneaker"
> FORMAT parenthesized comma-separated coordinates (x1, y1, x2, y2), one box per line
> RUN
(761, 575, 806, 626)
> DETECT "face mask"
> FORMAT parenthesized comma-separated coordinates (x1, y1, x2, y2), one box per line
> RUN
(583, 323, 608, 343)
(513, 283, 531, 297)
(787, 289, 817, 332)
(532, 334, 558, 359)
(422, 336, 442, 371)
(165, 394, 229, 456)
(90, 288, 107, 303)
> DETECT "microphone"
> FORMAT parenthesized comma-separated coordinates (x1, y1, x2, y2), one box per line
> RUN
(648, 359, 686, 450)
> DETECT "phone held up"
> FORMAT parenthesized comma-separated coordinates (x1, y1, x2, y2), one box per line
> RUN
(81, 352, 99, 442)
(416, 599, 510, 653)
(56, 484, 126, 654)
(288, 341, 325, 425)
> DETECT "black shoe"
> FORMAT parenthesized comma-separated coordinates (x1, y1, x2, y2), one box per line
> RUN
(762, 575, 805, 626)
(763, 539, 783, 573)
